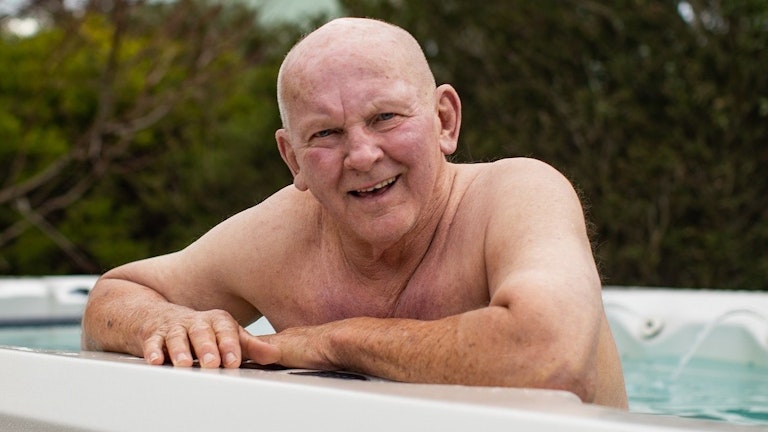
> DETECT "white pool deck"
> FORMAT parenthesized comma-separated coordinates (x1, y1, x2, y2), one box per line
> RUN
(1, 276, 767, 431)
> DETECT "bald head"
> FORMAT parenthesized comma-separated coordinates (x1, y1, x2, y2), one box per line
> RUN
(276, 18, 436, 128)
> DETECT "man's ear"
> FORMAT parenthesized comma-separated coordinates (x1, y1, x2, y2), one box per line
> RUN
(276, 129, 308, 191)
(435, 84, 461, 156)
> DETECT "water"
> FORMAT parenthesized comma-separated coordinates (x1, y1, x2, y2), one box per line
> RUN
(2, 325, 768, 426)
(671, 309, 768, 380)
(623, 355, 768, 426)
(0, 325, 81, 351)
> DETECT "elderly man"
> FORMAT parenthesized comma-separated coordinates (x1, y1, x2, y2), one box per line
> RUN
(82, 17, 628, 408)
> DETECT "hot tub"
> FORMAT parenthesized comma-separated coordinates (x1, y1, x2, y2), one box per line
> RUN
(0, 278, 764, 430)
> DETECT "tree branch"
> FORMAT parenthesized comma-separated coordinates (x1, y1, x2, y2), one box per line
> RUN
(14, 197, 100, 273)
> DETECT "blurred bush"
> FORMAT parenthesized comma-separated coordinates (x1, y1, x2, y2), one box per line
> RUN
(0, 0, 304, 273)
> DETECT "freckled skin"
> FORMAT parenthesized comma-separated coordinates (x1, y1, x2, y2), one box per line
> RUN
(82, 18, 628, 409)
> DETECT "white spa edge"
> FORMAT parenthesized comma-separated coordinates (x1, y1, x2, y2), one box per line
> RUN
(0, 347, 754, 432)
(1, 276, 766, 431)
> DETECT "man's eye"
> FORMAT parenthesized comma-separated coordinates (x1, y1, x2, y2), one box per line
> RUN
(313, 129, 335, 138)
(376, 113, 395, 121)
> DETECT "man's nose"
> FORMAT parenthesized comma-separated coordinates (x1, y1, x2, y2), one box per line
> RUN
(343, 127, 383, 172)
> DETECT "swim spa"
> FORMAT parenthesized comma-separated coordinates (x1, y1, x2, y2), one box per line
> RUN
(1, 276, 766, 430)
(605, 288, 768, 426)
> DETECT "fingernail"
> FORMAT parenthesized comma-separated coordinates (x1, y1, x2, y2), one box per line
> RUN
(225, 352, 237, 365)
(148, 352, 160, 363)
(176, 352, 189, 363)
(202, 353, 215, 366)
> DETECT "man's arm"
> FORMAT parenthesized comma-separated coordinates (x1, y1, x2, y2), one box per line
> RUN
(81, 204, 283, 368)
(244, 159, 608, 403)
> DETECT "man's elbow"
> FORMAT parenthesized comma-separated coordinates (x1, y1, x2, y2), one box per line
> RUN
(537, 360, 597, 403)
(493, 350, 597, 403)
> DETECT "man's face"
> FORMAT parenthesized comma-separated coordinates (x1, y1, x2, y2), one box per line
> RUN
(278, 52, 449, 245)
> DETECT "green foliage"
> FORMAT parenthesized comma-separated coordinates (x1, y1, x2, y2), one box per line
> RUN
(1, 0, 297, 274)
(341, 0, 768, 289)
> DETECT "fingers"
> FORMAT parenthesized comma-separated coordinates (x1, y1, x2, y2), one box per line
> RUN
(187, 323, 220, 368)
(165, 324, 195, 367)
(140, 310, 245, 369)
(210, 318, 242, 368)
(143, 333, 167, 366)
(240, 328, 281, 365)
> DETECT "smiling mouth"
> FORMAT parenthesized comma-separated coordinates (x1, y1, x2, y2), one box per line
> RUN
(350, 176, 398, 197)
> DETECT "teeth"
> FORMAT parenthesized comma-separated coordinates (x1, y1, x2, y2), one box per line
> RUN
(356, 177, 396, 193)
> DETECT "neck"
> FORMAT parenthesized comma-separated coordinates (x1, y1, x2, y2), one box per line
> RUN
(331, 164, 456, 282)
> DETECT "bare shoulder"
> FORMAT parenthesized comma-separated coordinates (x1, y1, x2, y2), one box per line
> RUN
(464, 157, 581, 213)
(188, 185, 317, 270)
(463, 158, 594, 290)
(96, 186, 317, 326)
(161, 186, 316, 312)
(486, 157, 572, 189)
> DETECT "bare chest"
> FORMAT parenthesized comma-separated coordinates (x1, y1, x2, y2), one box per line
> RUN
(260, 228, 489, 331)
(254, 164, 493, 331)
